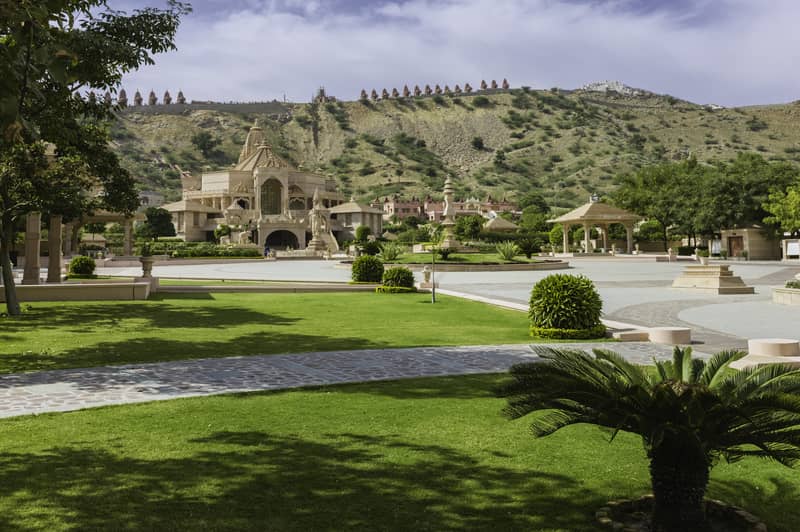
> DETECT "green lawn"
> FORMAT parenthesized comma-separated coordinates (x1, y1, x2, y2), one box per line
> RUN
(389, 252, 541, 264)
(0, 374, 796, 531)
(0, 293, 529, 374)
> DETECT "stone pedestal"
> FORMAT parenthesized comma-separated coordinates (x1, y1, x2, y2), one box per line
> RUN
(306, 237, 328, 254)
(22, 212, 41, 285)
(47, 215, 63, 283)
(671, 265, 754, 294)
(731, 338, 800, 369)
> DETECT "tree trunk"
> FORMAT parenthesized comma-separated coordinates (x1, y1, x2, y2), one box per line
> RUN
(0, 222, 21, 316)
(649, 439, 711, 532)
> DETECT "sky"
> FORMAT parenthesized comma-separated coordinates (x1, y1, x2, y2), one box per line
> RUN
(109, 0, 800, 107)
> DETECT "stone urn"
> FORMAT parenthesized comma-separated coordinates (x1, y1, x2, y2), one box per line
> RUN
(139, 256, 154, 278)
(699, 256, 710, 266)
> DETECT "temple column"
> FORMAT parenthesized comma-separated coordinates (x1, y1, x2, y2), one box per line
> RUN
(625, 224, 634, 254)
(123, 219, 133, 256)
(562, 223, 570, 254)
(47, 215, 62, 283)
(583, 222, 591, 254)
(22, 212, 41, 285)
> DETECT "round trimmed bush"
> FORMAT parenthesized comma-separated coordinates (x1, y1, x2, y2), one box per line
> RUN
(529, 274, 604, 338)
(68, 256, 96, 276)
(352, 255, 384, 283)
(382, 266, 414, 288)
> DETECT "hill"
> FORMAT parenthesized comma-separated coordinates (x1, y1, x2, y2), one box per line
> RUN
(109, 86, 800, 208)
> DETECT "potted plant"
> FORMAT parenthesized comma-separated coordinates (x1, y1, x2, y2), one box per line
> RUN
(139, 243, 154, 278)
(696, 249, 710, 265)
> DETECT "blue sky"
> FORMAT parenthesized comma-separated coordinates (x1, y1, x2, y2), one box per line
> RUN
(111, 0, 800, 106)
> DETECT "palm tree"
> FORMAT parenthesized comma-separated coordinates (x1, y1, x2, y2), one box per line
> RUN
(499, 347, 800, 532)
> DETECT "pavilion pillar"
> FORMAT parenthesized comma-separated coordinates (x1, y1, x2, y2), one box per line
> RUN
(625, 224, 634, 254)
(583, 222, 591, 254)
(600, 224, 609, 251)
(47, 215, 62, 283)
(562, 223, 570, 254)
(123, 218, 133, 256)
(22, 212, 41, 285)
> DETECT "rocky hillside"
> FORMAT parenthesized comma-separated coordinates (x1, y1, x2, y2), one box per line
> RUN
(110, 87, 800, 208)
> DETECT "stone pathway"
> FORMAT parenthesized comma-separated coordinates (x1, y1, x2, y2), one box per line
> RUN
(0, 343, 693, 419)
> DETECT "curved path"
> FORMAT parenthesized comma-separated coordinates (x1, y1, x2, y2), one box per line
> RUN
(0, 342, 687, 419)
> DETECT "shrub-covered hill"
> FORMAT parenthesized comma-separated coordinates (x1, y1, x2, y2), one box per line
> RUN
(110, 88, 800, 208)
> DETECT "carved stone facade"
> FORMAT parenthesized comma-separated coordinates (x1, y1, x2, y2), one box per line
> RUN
(162, 121, 379, 250)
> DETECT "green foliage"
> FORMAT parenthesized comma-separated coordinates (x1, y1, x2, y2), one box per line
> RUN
(529, 323, 607, 340)
(213, 224, 232, 241)
(83, 222, 106, 234)
(528, 274, 603, 334)
(355, 225, 371, 243)
(190, 131, 220, 157)
(360, 240, 381, 256)
(375, 286, 417, 293)
(764, 184, 800, 235)
(68, 256, 96, 276)
(518, 192, 549, 213)
(379, 242, 404, 262)
(472, 96, 491, 108)
(499, 346, 800, 530)
(351, 255, 384, 282)
(495, 241, 520, 261)
(169, 245, 260, 258)
(455, 215, 484, 240)
(137, 207, 176, 241)
(437, 248, 453, 260)
(382, 266, 415, 288)
(517, 237, 541, 259)
(785, 280, 800, 289)
(549, 224, 563, 248)
(471, 137, 485, 150)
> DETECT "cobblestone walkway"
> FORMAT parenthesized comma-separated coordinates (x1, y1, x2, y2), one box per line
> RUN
(0, 343, 693, 419)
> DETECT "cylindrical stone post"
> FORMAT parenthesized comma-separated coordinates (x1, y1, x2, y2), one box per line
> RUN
(22, 212, 42, 285)
(625, 224, 634, 254)
(47, 215, 62, 283)
(562, 224, 569, 254)
(583, 222, 591, 254)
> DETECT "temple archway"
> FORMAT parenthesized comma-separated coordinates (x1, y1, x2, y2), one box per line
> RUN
(265, 230, 299, 250)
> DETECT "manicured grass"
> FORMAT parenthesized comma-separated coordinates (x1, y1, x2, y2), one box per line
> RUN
(0, 293, 530, 374)
(389, 252, 541, 264)
(0, 374, 796, 531)
(158, 279, 289, 286)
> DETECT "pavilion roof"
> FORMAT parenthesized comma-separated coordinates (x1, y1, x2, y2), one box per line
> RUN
(483, 216, 519, 231)
(548, 201, 640, 224)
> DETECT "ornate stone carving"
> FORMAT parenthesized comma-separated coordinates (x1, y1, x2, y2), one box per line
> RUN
(391, 88, 399, 98)
(491, 79, 498, 89)
(117, 89, 128, 107)
(163, 90, 172, 105)
(360, 89, 368, 100)
(424, 84, 432, 95)
(454, 84, 461, 93)
(177, 90, 186, 104)
(502, 78, 509, 89)
(464, 83, 473, 93)
(434, 84, 442, 94)
(370, 89, 379, 100)
(148, 90, 157, 105)
(480, 80, 488, 90)
(413, 85, 421, 97)
(381, 88, 389, 99)
(133, 90, 143, 106)
(402, 85, 410, 98)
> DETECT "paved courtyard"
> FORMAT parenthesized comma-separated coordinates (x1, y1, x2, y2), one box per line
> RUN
(0, 342, 689, 419)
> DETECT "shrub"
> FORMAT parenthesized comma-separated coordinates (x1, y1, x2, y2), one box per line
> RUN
(355, 225, 371, 243)
(437, 248, 453, 260)
(529, 274, 604, 338)
(529, 323, 607, 340)
(352, 255, 384, 282)
(360, 240, 381, 256)
(382, 266, 415, 288)
(496, 241, 520, 261)
(375, 286, 417, 294)
(380, 242, 404, 262)
(472, 95, 491, 107)
(69, 256, 96, 276)
(517, 237, 541, 259)
(471, 136, 485, 150)
(786, 280, 800, 289)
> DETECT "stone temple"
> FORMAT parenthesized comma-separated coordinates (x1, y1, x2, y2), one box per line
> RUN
(163, 121, 382, 250)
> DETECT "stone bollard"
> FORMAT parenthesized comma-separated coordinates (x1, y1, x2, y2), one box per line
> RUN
(420, 265, 433, 289)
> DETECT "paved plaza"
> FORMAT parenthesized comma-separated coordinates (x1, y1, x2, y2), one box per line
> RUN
(0, 342, 689, 419)
(2, 257, 796, 419)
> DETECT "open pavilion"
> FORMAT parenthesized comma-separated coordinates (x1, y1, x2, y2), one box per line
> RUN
(549, 200, 641, 254)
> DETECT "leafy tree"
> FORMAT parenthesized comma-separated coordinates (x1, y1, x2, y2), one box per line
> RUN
(190, 131, 220, 157)
(138, 207, 175, 241)
(0, 0, 189, 316)
(518, 191, 549, 213)
(519, 206, 549, 232)
(214, 223, 232, 242)
(500, 347, 800, 531)
(455, 214, 483, 240)
(764, 184, 800, 236)
(83, 222, 107, 234)
(355, 225, 371, 243)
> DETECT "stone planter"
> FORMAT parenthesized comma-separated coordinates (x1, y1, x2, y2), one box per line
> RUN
(698, 256, 709, 265)
(139, 256, 154, 278)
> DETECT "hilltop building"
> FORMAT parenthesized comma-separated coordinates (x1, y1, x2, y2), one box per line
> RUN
(163, 121, 380, 249)
(371, 194, 517, 222)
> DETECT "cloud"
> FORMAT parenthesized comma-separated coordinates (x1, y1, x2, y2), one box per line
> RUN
(118, 0, 800, 106)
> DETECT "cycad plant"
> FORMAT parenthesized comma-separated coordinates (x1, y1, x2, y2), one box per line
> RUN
(499, 347, 800, 532)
